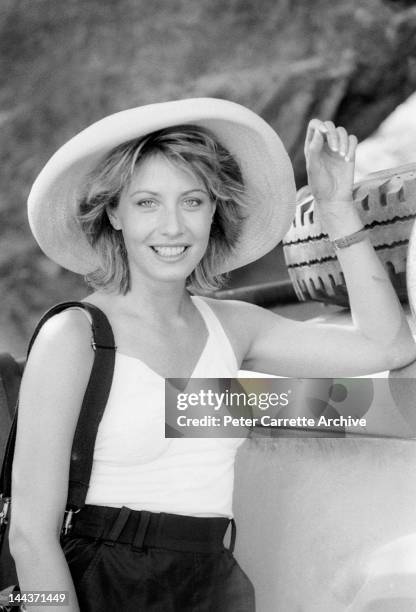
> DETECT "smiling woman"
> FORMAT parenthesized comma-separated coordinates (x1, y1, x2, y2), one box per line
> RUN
(77, 125, 248, 294)
(8, 98, 416, 612)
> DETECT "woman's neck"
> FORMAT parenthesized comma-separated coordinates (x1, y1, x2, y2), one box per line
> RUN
(93, 278, 194, 327)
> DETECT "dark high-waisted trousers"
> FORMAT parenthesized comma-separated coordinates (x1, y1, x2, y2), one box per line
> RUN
(61, 505, 256, 612)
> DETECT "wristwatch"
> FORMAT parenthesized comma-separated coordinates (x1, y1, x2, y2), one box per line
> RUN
(332, 228, 368, 249)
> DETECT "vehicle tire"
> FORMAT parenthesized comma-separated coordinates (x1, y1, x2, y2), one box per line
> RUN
(282, 163, 416, 307)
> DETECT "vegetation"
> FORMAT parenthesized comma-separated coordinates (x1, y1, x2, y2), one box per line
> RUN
(1, 0, 415, 353)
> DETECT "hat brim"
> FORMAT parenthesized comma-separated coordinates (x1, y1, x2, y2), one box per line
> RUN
(28, 98, 297, 275)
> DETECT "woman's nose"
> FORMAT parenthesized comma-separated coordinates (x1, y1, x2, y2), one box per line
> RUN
(160, 206, 184, 236)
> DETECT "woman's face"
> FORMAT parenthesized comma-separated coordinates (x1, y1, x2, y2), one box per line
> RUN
(108, 153, 215, 286)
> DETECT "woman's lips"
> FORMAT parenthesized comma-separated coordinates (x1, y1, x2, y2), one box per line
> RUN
(150, 245, 189, 259)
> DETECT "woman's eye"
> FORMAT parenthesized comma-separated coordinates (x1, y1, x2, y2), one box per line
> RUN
(183, 198, 202, 208)
(137, 199, 157, 208)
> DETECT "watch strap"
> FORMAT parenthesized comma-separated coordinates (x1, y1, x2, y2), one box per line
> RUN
(332, 228, 368, 249)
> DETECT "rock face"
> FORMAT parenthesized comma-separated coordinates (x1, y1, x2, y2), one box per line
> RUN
(1, 0, 416, 351)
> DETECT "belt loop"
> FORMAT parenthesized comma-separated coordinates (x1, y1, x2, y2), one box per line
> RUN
(132, 510, 151, 551)
(228, 518, 236, 554)
(105, 506, 131, 547)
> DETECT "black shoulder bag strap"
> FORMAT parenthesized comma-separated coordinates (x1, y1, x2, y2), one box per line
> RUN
(0, 301, 116, 546)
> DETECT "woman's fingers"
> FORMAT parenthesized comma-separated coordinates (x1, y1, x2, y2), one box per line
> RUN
(323, 121, 338, 152)
(306, 118, 328, 143)
(306, 119, 338, 154)
(305, 119, 326, 156)
(306, 119, 357, 162)
(307, 126, 324, 154)
(305, 119, 324, 160)
(336, 126, 349, 157)
(346, 134, 358, 162)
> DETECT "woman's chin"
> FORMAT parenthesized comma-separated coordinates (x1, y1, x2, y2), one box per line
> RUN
(143, 263, 198, 285)
(129, 247, 205, 284)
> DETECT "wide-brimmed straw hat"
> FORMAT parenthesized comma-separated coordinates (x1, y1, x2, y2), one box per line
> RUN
(28, 98, 297, 275)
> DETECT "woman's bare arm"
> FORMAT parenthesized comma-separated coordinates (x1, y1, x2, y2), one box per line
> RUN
(218, 120, 416, 377)
(218, 298, 415, 377)
(208, 118, 416, 377)
(302, 119, 416, 372)
(9, 310, 94, 612)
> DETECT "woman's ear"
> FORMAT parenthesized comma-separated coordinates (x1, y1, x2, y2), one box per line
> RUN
(106, 207, 121, 231)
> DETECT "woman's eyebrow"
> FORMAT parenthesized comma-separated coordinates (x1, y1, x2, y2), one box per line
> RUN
(129, 188, 208, 197)
(182, 189, 208, 195)
(129, 189, 159, 196)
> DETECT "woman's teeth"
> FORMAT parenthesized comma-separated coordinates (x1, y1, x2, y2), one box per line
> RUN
(151, 246, 187, 257)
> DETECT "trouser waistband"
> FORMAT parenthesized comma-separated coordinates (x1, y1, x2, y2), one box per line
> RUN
(68, 505, 236, 554)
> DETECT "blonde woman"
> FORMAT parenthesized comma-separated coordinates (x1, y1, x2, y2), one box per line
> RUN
(10, 99, 416, 611)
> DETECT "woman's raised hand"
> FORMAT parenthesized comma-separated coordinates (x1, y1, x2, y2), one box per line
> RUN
(304, 119, 358, 204)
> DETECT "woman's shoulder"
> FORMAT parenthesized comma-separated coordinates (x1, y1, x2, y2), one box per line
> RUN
(28, 305, 94, 367)
(37, 306, 92, 342)
(20, 306, 95, 409)
(193, 295, 266, 359)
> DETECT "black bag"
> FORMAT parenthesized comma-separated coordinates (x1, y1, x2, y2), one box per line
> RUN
(0, 302, 115, 608)
(0, 354, 24, 590)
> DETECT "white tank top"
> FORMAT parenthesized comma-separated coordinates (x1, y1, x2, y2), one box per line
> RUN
(84, 296, 245, 518)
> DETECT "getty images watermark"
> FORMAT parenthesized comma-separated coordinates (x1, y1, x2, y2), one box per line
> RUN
(164, 378, 416, 438)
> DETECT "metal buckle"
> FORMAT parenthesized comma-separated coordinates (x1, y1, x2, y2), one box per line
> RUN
(0, 497, 10, 541)
(62, 508, 80, 536)
(0, 496, 10, 526)
(91, 339, 117, 351)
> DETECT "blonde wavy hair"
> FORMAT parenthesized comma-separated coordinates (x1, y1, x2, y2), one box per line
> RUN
(77, 125, 248, 294)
